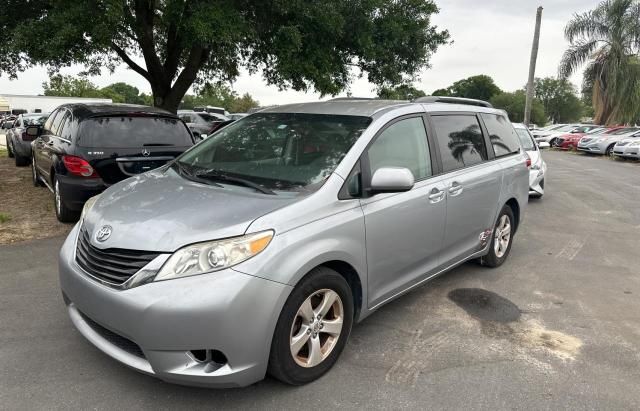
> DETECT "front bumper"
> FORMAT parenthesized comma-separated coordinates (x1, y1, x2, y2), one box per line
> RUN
(577, 142, 607, 154)
(59, 225, 292, 388)
(528, 164, 545, 196)
(613, 147, 640, 158)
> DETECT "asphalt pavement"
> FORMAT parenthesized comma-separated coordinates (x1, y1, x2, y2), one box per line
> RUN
(1, 151, 639, 410)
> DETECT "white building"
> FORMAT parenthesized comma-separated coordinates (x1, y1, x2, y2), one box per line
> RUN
(0, 94, 112, 115)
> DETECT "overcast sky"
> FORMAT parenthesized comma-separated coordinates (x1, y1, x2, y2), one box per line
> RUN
(0, 1, 597, 105)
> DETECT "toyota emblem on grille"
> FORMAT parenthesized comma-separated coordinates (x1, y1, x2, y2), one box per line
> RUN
(141, 149, 150, 157)
(95, 225, 113, 242)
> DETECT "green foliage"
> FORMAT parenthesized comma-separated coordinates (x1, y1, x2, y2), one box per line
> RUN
(377, 84, 426, 100)
(490, 91, 546, 125)
(533, 77, 584, 123)
(42, 75, 149, 104)
(1, 0, 450, 112)
(559, 0, 640, 124)
(179, 83, 259, 113)
(431, 75, 502, 101)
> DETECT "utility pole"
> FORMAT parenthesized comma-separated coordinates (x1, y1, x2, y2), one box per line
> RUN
(524, 6, 543, 126)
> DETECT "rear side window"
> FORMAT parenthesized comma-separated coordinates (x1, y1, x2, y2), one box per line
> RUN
(44, 109, 60, 133)
(431, 115, 487, 172)
(368, 117, 432, 180)
(51, 110, 68, 136)
(515, 128, 536, 151)
(78, 116, 194, 148)
(481, 114, 521, 157)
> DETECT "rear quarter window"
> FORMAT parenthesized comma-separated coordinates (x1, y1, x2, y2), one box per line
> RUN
(480, 113, 521, 157)
(78, 116, 194, 148)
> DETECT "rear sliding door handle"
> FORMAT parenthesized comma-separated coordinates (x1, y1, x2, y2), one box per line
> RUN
(428, 188, 445, 204)
(448, 182, 464, 196)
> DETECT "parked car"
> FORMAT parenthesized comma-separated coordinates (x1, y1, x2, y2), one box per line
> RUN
(228, 113, 248, 121)
(178, 110, 229, 138)
(513, 123, 547, 197)
(59, 97, 529, 388)
(539, 125, 600, 147)
(531, 123, 568, 138)
(612, 135, 640, 159)
(30, 103, 195, 222)
(193, 105, 230, 116)
(5, 113, 50, 165)
(1, 118, 15, 131)
(555, 126, 614, 150)
(577, 127, 640, 157)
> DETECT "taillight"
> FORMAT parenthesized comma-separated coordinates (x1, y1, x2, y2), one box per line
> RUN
(525, 153, 532, 168)
(62, 155, 98, 178)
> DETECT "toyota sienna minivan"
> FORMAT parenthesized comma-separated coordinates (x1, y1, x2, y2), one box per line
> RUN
(59, 97, 529, 388)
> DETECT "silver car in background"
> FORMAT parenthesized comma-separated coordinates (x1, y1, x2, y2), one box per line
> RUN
(578, 127, 640, 157)
(613, 135, 640, 159)
(513, 123, 547, 198)
(59, 97, 529, 388)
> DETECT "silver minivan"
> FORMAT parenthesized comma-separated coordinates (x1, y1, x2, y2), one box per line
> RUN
(59, 97, 529, 387)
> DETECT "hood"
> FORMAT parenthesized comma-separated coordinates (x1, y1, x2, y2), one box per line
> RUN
(83, 167, 299, 252)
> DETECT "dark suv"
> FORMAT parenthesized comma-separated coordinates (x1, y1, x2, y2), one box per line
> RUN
(30, 103, 194, 222)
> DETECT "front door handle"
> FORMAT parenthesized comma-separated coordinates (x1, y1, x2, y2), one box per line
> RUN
(428, 188, 445, 204)
(448, 182, 463, 197)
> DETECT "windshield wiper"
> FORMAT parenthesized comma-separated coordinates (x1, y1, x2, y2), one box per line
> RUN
(195, 170, 276, 195)
(173, 162, 223, 187)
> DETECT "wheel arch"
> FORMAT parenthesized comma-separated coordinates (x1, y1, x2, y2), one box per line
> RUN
(505, 197, 520, 233)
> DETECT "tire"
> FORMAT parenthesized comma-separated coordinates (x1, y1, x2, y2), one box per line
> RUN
(550, 138, 558, 147)
(481, 205, 515, 268)
(268, 267, 354, 385)
(605, 144, 615, 158)
(15, 153, 29, 167)
(6, 139, 14, 158)
(31, 157, 44, 187)
(54, 176, 79, 223)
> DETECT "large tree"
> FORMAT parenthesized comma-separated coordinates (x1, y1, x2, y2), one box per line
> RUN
(377, 84, 426, 100)
(431, 75, 502, 101)
(0, 0, 449, 113)
(559, 0, 640, 124)
(490, 91, 546, 125)
(533, 77, 584, 123)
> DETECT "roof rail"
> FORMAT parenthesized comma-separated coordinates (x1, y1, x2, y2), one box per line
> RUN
(414, 96, 493, 108)
(329, 97, 378, 101)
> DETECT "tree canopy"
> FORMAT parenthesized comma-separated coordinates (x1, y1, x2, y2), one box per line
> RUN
(559, 0, 640, 124)
(42, 74, 151, 104)
(377, 84, 427, 100)
(180, 83, 259, 113)
(533, 77, 584, 123)
(490, 90, 546, 125)
(431, 75, 502, 101)
(1, 0, 450, 113)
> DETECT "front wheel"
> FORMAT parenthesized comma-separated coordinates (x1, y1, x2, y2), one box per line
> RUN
(268, 267, 354, 385)
(481, 205, 515, 268)
(605, 144, 616, 158)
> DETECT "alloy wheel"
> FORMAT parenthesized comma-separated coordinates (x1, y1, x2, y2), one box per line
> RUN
(289, 289, 344, 368)
(494, 215, 511, 258)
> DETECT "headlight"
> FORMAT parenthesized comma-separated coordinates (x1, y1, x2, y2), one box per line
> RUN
(631, 141, 640, 146)
(597, 138, 609, 143)
(154, 230, 274, 282)
(80, 195, 100, 221)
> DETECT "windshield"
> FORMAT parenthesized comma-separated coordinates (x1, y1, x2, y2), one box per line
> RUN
(515, 128, 536, 151)
(608, 127, 639, 135)
(78, 116, 194, 148)
(177, 113, 372, 192)
(23, 115, 49, 126)
(585, 127, 606, 135)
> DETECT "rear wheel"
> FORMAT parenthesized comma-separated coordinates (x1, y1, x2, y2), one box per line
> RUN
(268, 267, 354, 385)
(15, 153, 29, 167)
(54, 176, 79, 223)
(481, 205, 515, 268)
(6, 140, 14, 158)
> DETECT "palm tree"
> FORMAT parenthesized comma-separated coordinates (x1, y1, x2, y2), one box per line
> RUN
(559, 0, 640, 125)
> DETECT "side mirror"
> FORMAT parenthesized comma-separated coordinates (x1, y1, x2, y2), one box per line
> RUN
(369, 167, 415, 194)
(25, 125, 41, 137)
(538, 141, 550, 149)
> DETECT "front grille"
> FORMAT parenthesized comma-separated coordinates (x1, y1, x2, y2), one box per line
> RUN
(76, 228, 160, 285)
(556, 138, 564, 145)
(79, 310, 145, 358)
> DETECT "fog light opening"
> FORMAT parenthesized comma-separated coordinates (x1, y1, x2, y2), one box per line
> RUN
(190, 349, 228, 371)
